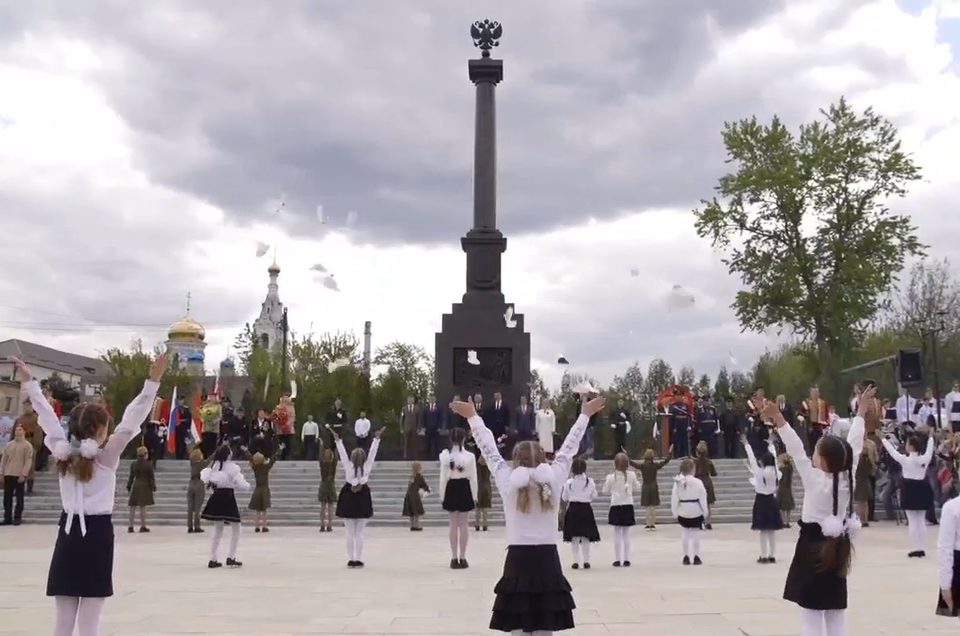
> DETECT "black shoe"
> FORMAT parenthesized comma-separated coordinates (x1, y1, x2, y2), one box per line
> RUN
(127, 526, 134, 533)
(255, 527, 262, 533)
(918, 551, 927, 558)
(0, 520, 11, 526)
(208, 560, 222, 569)
(613, 561, 622, 567)
(693, 556, 703, 565)
(623, 561, 631, 567)
(319, 527, 326, 533)
(450, 558, 460, 569)
(348, 561, 357, 568)
(768, 557, 776, 564)
(705, 524, 713, 530)
(459, 559, 469, 569)
(355, 561, 364, 568)
(226, 558, 242, 567)
(188, 527, 196, 534)
(262, 527, 270, 533)
(757, 556, 767, 564)
(908, 550, 922, 558)
(475, 526, 480, 531)
(196, 527, 204, 533)
(410, 527, 416, 532)
(682, 556, 691, 565)
(482, 526, 488, 531)
(571, 563, 580, 569)
(139, 527, 150, 533)
(583, 563, 591, 569)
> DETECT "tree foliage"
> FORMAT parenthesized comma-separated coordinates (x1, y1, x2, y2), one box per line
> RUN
(610, 361, 644, 407)
(714, 367, 731, 400)
(694, 98, 925, 382)
(641, 359, 675, 409)
(373, 341, 433, 399)
(883, 258, 960, 337)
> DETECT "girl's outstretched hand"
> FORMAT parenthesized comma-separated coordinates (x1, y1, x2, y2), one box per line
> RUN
(374, 427, 385, 440)
(149, 351, 170, 382)
(10, 358, 32, 383)
(450, 401, 477, 420)
(581, 395, 606, 417)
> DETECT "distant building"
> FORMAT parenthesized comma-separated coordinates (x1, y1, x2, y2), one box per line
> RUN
(252, 260, 284, 351)
(165, 308, 207, 376)
(0, 338, 111, 415)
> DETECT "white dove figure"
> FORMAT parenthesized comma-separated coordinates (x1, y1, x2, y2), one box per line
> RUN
(666, 284, 696, 310)
(290, 380, 298, 400)
(309, 263, 327, 273)
(572, 381, 600, 395)
(467, 350, 480, 366)
(255, 241, 270, 258)
(504, 306, 517, 328)
(321, 275, 340, 292)
(327, 358, 351, 373)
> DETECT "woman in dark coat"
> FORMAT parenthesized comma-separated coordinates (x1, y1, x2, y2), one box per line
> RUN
(402, 461, 430, 530)
(126, 446, 156, 533)
(694, 441, 718, 529)
(249, 446, 281, 532)
(631, 445, 672, 529)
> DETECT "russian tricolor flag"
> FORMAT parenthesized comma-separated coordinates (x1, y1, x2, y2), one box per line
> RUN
(167, 386, 178, 454)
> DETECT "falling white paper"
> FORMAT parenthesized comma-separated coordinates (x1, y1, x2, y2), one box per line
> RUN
(317, 275, 340, 292)
(467, 350, 480, 366)
(727, 351, 738, 368)
(345, 211, 358, 226)
(316, 205, 326, 224)
(309, 263, 327, 273)
(666, 284, 696, 310)
(572, 381, 599, 395)
(290, 380, 298, 400)
(504, 306, 517, 328)
(629, 267, 640, 278)
(255, 241, 270, 258)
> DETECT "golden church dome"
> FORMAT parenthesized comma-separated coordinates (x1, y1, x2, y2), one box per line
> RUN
(167, 315, 206, 341)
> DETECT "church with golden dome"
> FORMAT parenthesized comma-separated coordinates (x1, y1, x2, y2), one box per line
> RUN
(165, 295, 207, 376)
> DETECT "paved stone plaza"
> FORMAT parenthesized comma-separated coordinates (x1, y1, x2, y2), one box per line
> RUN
(0, 522, 951, 635)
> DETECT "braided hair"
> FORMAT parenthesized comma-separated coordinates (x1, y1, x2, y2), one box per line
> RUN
(817, 435, 855, 576)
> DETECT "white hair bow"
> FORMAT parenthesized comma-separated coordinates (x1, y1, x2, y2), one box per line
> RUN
(821, 513, 862, 539)
(51, 439, 99, 461)
(509, 463, 554, 496)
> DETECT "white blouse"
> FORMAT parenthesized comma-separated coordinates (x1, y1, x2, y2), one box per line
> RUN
(200, 460, 250, 490)
(336, 438, 380, 486)
(938, 496, 960, 589)
(439, 447, 479, 502)
(671, 474, 708, 519)
(743, 439, 781, 495)
(602, 470, 641, 507)
(467, 412, 588, 546)
(354, 418, 371, 438)
(881, 435, 934, 481)
(781, 415, 865, 525)
(562, 474, 598, 503)
(25, 378, 159, 536)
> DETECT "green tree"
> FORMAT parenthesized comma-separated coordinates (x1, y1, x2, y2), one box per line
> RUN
(610, 361, 644, 407)
(678, 366, 696, 387)
(694, 98, 924, 400)
(529, 369, 549, 403)
(752, 345, 819, 403)
(641, 359, 675, 409)
(714, 367, 731, 401)
(373, 341, 433, 400)
(695, 373, 712, 397)
(729, 370, 754, 400)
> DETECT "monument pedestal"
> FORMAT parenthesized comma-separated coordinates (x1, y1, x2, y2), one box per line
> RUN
(436, 295, 530, 408)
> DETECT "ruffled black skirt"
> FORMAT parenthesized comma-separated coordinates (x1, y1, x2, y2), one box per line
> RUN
(751, 493, 783, 531)
(442, 479, 476, 512)
(902, 478, 933, 511)
(336, 483, 373, 519)
(562, 502, 600, 542)
(201, 488, 241, 523)
(936, 550, 960, 616)
(608, 504, 636, 527)
(490, 544, 575, 632)
(783, 521, 848, 610)
(47, 513, 114, 598)
(678, 515, 704, 529)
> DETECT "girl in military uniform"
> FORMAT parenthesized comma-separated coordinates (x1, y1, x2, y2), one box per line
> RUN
(126, 446, 156, 533)
(469, 436, 493, 531)
(249, 445, 282, 532)
(187, 446, 209, 533)
(402, 461, 430, 531)
(318, 448, 337, 532)
(694, 441, 718, 530)
(631, 446, 672, 530)
(854, 439, 876, 528)
(777, 452, 795, 528)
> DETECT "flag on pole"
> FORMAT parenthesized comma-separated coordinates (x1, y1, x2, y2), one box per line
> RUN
(167, 386, 178, 454)
(212, 372, 221, 399)
(191, 391, 202, 442)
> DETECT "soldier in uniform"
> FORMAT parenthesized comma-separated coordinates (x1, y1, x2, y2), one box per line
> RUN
(798, 386, 828, 455)
(669, 390, 691, 458)
(611, 399, 631, 455)
(745, 388, 769, 457)
(719, 396, 743, 459)
(696, 394, 719, 458)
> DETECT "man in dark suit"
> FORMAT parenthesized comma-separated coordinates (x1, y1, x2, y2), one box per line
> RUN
(326, 398, 348, 449)
(422, 395, 444, 458)
(449, 394, 469, 430)
(611, 399, 631, 455)
(401, 396, 422, 460)
(720, 396, 742, 458)
(697, 395, 719, 458)
(174, 397, 192, 459)
(486, 391, 510, 443)
(250, 408, 275, 456)
(511, 395, 536, 454)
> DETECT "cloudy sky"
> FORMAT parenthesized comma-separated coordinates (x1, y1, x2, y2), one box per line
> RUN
(1, 0, 958, 390)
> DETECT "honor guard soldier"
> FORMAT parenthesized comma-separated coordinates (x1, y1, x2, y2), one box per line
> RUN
(799, 386, 829, 452)
(697, 395, 719, 458)
(669, 389, 691, 458)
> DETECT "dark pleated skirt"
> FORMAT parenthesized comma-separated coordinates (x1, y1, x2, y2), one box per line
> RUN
(608, 504, 636, 527)
(562, 502, 601, 542)
(201, 488, 241, 523)
(902, 478, 933, 511)
(47, 513, 114, 598)
(442, 479, 476, 512)
(751, 493, 783, 531)
(678, 515, 704, 529)
(783, 521, 848, 610)
(336, 483, 373, 519)
(936, 550, 960, 616)
(490, 544, 575, 633)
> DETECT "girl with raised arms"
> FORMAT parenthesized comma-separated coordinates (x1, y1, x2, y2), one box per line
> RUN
(450, 393, 606, 635)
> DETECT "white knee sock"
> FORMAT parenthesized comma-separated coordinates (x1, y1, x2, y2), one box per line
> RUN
(622, 528, 631, 562)
(822, 609, 846, 636)
(768, 531, 776, 558)
(76, 597, 106, 636)
(760, 532, 768, 557)
(345, 519, 357, 560)
(54, 596, 79, 636)
(690, 529, 701, 557)
(581, 539, 591, 564)
(210, 522, 225, 561)
(681, 528, 691, 558)
(906, 510, 927, 551)
(457, 514, 469, 559)
(354, 520, 367, 561)
(613, 527, 624, 561)
(228, 523, 240, 559)
(571, 538, 581, 564)
(799, 608, 824, 636)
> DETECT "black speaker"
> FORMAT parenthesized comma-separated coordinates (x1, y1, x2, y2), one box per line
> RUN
(897, 349, 924, 387)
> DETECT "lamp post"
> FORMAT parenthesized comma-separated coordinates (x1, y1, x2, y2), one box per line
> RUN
(280, 307, 289, 392)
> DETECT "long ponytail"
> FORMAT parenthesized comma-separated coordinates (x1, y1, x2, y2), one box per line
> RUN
(819, 446, 854, 576)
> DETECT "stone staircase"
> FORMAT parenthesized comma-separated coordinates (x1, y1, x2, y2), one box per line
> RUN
(17, 458, 802, 527)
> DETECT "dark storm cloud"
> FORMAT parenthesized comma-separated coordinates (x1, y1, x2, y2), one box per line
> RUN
(0, 0, 792, 245)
